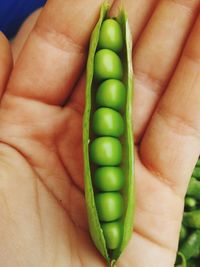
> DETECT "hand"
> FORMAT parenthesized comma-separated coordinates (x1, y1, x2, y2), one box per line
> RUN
(0, 1, 200, 266)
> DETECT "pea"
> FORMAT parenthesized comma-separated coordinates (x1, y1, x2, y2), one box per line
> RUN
(98, 19, 123, 53)
(95, 192, 123, 222)
(180, 230, 200, 260)
(185, 197, 197, 211)
(90, 137, 122, 166)
(92, 108, 124, 137)
(96, 79, 126, 111)
(94, 167, 124, 191)
(101, 221, 123, 250)
(180, 225, 188, 242)
(183, 211, 200, 229)
(94, 49, 123, 81)
(83, 3, 134, 263)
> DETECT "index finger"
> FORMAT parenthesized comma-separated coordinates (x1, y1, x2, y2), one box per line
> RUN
(6, 0, 113, 105)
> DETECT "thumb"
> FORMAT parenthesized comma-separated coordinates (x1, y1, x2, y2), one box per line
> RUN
(0, 32, 13, 99)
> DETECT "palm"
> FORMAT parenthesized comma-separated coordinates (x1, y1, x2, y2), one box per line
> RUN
(0, 1, 200, 266)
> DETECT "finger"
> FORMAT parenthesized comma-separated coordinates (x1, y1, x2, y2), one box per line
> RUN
(11, 9, 42, 62)
(0, 32, 13, 99)
(7, 0, 114, 106)
(110, 0, 159, 43)
(133, 0, 200, 141)
(140, 14, 200, 197)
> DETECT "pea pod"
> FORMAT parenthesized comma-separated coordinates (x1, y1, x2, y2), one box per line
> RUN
(179, 230, 200, 260)
(175, 252, 187, 267)
(179, 225, 188, 242)
(83, 3, 134, 266)
(192, 167, 200, 179)
(187, 177, 200, 201)
(196, 159, 200, 167)
(183, 211, 200, 229)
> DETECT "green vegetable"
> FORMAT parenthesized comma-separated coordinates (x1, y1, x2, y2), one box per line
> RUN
(183, 211, 200, 229)
(179, 230, 200, 260)
(179, 225, 188, 242)
(175, 252, 187, 267)
(187, 177, 200, 201)
(92, 108, 124, 137)
(185, 197, 197, 211)
(101, 221, 123, 250)
(192, 167, 200, 179)
(95, 192, 124, 222)
(176, 158, 200, 266)
(90, 137, 122, 166)
(94, 167, 125, 192)
(83, 2, 134, 265)
(196, 159, 200, 167)
(98, 19, 123, 53)
(94, 49, 123, 81)
(96, 79, 126, 111)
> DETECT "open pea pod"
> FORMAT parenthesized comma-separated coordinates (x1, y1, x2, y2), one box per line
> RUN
(83, 2, 134, 266)
(175, 252, 187, 267)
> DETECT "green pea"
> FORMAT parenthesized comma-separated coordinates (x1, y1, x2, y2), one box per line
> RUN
(92, 107, 124, 137)
(101, 221, 123, 250)
(180, 230, 200, 260)
(90, 137, 122, 166)
(185, 197, 197, 211)
(183, 210, 200, 229)
(180, 225, 188, 242)
(187, 177, 200, 201)
(98, 19, 123, 53)
(95, 192, 123, 222)
(192, 167, 200, 179)
(94, 49, 123, 81)
(94, 167, 124, 191)
(83, 3, 134, 263)
(96, 79, 126, 111)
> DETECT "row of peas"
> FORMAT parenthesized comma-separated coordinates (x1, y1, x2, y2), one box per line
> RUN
(89, 19, 126, 250)
(175, 158, 200, 267)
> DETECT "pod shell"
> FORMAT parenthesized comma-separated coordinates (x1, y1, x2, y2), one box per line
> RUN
(83, 2, 134, 265)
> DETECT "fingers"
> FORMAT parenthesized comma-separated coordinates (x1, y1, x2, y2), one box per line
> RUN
(140, 14, 200, 197)
(110, 0, 159, 43)
(0, 32, 13, 99)
(11, 9, 42, 62)
(7, 0, 113, 106)
(133, 0, 200, 141)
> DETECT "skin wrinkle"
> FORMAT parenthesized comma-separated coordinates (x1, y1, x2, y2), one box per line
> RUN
(134, 227, 177, 254)
(33, 24, 86, 54)
(133, 68, 166, 95)
(156, 103, 200, 140)
(138, 148, 185, 199)
(169, 0, 200, 11)
(34, 178, 45, 252)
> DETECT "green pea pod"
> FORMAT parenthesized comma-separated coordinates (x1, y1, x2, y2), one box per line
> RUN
(192, 167, 200, 179)
(187, 177, 200, 201)
(83, 2, 134, 266)
(179, 225, 188, 242)
(175, 252, 187, 267)
(183, 211, 200, 229)
(179, 230, 200, 260)
(196, 159, 200, 167)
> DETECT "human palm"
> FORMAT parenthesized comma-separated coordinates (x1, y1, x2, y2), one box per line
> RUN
(0, 0, 200, 266)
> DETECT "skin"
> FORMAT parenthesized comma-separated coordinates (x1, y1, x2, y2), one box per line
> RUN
(0, 0, 199, 266)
